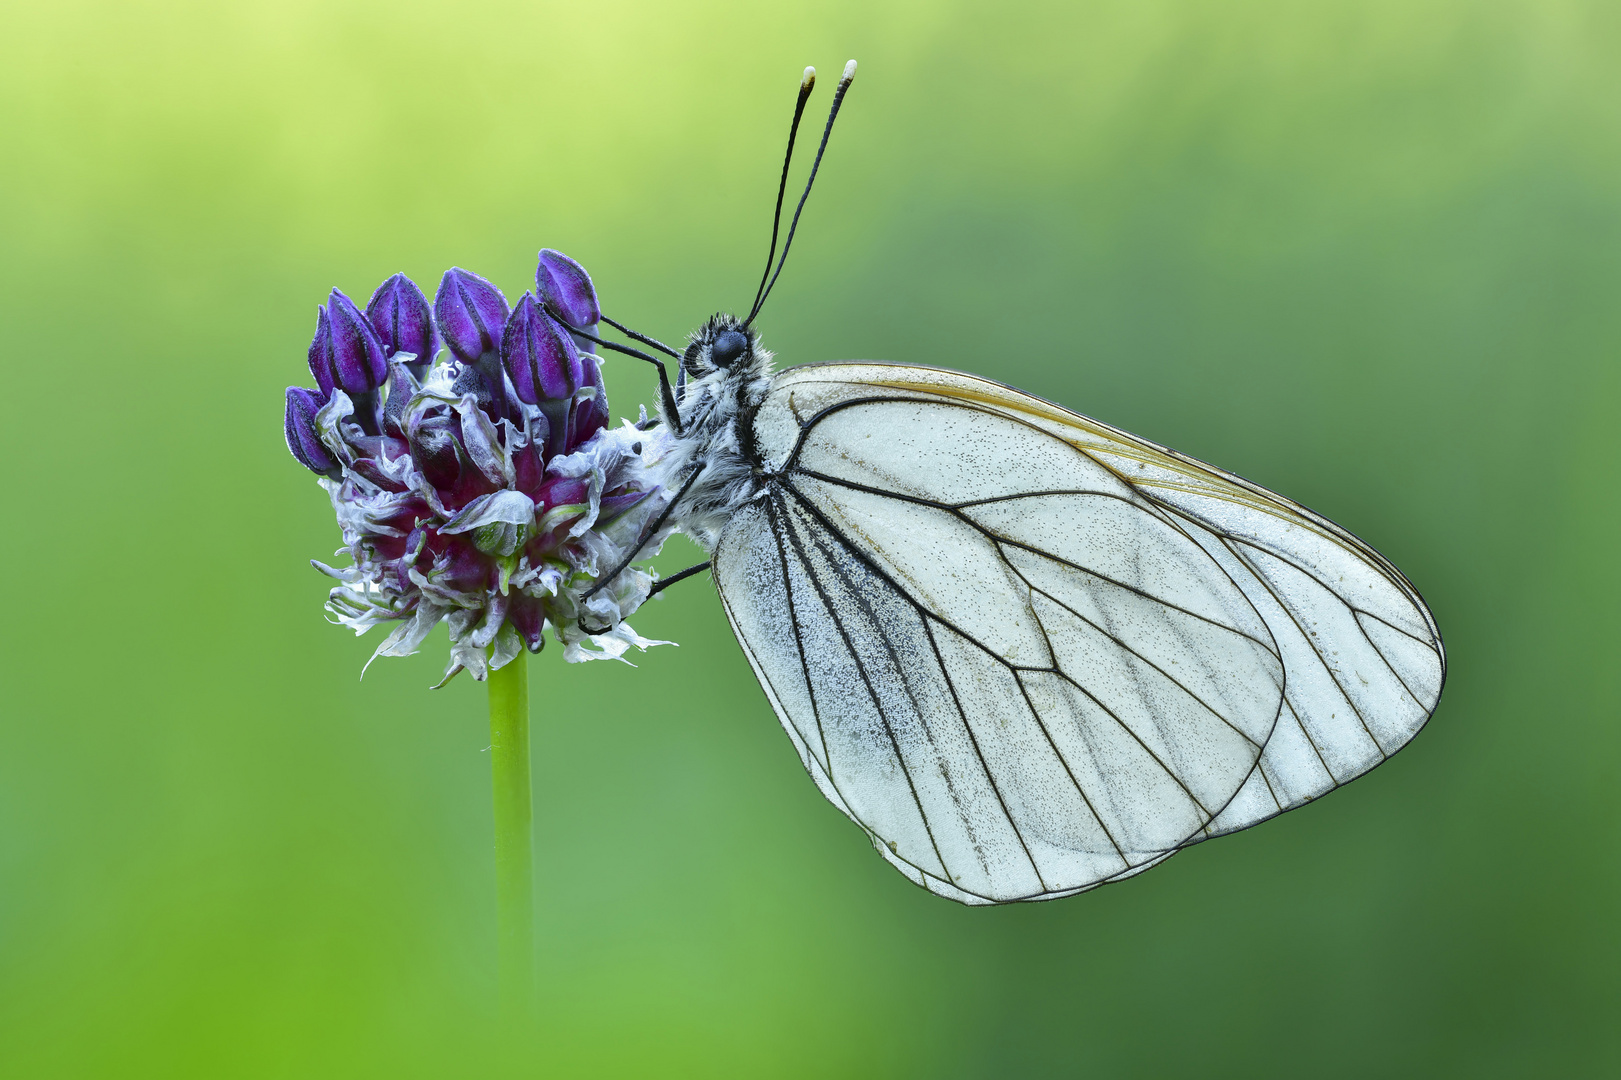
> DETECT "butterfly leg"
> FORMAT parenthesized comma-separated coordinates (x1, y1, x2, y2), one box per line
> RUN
(537, 308, 687, 436)
(648, 561, 711, 599)
(577, 460, 708, 635)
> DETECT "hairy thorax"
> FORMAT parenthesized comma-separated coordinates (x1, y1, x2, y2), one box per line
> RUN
(654, 337, 775, 551)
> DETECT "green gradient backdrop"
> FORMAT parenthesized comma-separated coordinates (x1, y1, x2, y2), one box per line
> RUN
(2, 1, 1617, 1076)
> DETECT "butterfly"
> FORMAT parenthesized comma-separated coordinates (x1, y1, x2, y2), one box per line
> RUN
(570, 61, 1445, 905)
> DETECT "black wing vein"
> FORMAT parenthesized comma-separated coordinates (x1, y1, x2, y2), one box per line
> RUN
(774, 495, 957, 886)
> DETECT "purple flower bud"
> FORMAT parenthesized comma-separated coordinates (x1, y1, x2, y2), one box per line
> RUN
(435, 268, 510, 364)
(307, 307, 335, 397)
(436, 538, 494, 593)
(502, 293, 583, 405)
(407, 415, 465, 492)
(512, 434, 547, 494)
(450, 362, 501, 419)
(508, 593, 547, 653)
(598, 487, 651, 525)
(284, 386, 340, 477)
(381, 359, 417, 439)
(572, 353, 609, 449)
(366, 273, 441, 378)
(535, 249, 601, 329)
(324, 289, 390, 395)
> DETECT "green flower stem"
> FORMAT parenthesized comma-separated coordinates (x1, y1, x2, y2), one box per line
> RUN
(488, 651, 534, 1023)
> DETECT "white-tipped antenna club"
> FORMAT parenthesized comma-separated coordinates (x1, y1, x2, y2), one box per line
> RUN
(746, 67, 822, 323)
(745, 60, 860, 327)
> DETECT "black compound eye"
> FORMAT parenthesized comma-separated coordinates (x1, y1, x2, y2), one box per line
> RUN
(711, 330, 748, 367)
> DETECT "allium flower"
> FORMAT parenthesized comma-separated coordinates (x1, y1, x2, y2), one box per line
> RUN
(283, 257, 674, 684)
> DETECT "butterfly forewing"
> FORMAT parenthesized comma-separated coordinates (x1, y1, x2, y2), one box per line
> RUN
(715, 362, 1444, 902)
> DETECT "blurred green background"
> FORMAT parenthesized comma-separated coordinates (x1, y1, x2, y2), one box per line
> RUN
(2, 0, 1617, 1075)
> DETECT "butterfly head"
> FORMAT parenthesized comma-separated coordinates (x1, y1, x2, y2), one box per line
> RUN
(683, 313, 764, 381)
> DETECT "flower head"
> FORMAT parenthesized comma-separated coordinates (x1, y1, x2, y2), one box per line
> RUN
(285, 255, 674, 683)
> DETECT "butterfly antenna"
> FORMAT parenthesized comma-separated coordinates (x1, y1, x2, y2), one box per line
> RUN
(744, 59, 857, 329)
(745, 67, 817, 325)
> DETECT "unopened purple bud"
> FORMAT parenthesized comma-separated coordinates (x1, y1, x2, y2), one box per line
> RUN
(325, 289, 389, 394)
(366, 273, 440, 378)
(284, 386, 339, 477)
(450, 363, 500, 419)
(502, 293, 582, 405)
(508, 593, 547, 653)
(382, 359, 417, 439)
(435, 268, 510, 364)
(598, 487, 651, 525)
(307, 307, 335, 396)
(535, 249, 601, 329)
(573, 353, 609, 448)
(408, 415, 464, 492)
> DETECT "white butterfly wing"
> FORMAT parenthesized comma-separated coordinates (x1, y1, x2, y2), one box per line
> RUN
(712, 363, 1444, 904)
